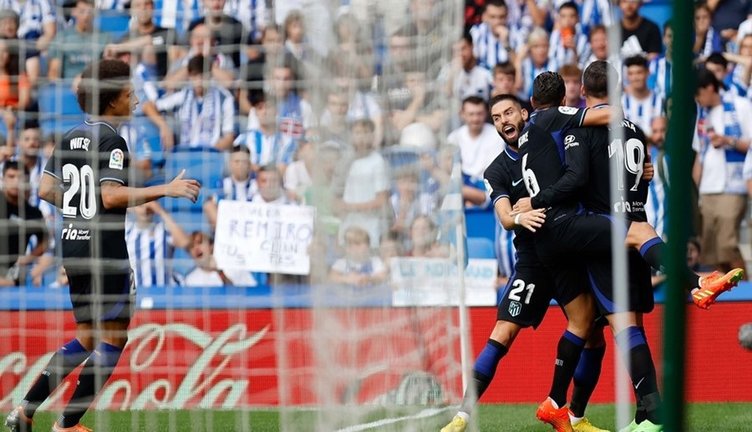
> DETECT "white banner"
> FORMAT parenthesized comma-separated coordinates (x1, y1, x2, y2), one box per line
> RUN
(214, 201, 315, 275)
(391, 257, 497, 306)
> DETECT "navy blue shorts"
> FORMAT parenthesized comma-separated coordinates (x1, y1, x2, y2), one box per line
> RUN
(497, 263, 555, 329)
(68, 270, 135, 323)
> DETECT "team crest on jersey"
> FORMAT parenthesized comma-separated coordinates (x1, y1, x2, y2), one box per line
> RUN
(508, 301, 522, 317)
(109, 149, 124, 170)
(558, 106, 578, 115)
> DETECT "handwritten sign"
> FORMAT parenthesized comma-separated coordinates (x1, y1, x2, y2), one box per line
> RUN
(391, 257, 498, 306)
(214, 201, 315, 275)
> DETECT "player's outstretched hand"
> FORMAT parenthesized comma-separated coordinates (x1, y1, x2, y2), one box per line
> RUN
(517, 208, 546, 232)
(166, 169, 201, 203)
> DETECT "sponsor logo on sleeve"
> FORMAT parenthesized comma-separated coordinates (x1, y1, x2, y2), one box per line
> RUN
(564, 134, 579, 150)
(558, 106, 579, 115)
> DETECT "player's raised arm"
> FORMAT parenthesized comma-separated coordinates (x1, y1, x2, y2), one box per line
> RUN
(101, 169, 200, 209)
(530, 128, 591, 209)
(581, 106, 616, 126)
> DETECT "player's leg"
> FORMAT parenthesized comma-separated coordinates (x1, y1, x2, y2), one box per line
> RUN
(627, 221, 743, 308)
(608, 312, 662, 430)
(443, 266, 552, 432)
(568, 322, 607, 432)
(55, 272, 133, 430)
(590, 255, 662, 430)
(536, 259, 595, 432)
(5, 324, 94, 432)
(5, 273, 98, 432)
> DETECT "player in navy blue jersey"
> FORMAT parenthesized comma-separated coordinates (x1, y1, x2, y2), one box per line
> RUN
(442, 94, 609, 432)
(516, 64, 743, 432)
(6, 60, 201, 432)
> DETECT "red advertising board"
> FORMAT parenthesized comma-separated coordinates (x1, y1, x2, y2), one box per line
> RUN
(1, 303, 750, 410)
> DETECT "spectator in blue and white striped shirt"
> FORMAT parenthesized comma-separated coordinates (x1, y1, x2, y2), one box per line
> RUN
(144, 54, 236, 152)
(204, 145, 254, 228)
(0, 0, 55, 85)
(648, 21, 673, 101)
(622, 55, 663, 135)
(693, 3, 722, 59)
(645, 116, 667, 240)
(516, 27, 558, 102)
(126, 200, 192, 287)
(469, 0, 517, 71)
(548, 2, 590, 68)
(234, 95, 297, 174)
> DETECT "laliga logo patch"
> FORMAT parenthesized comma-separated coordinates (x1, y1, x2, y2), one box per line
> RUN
(508, 300, 522, 317)
(558, 106, 578, 115)
(109, 148, 124, 170)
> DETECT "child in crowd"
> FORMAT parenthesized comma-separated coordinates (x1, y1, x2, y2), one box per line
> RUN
(329, 226, 387, 287)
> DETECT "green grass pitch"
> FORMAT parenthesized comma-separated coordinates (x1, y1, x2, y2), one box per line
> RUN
(24, 403, 752, 431)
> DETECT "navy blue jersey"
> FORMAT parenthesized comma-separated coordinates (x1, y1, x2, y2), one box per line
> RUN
(565, 117, 649, 222)
(517, 122, 582, 226)
(484, 146, 539, 264)
(44, 120, 130, 274)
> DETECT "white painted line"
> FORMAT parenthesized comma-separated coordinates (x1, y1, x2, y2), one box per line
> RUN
(334, 407, 451, 432)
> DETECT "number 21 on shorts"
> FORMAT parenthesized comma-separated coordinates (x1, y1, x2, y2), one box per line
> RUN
(508, 279, 536, 304)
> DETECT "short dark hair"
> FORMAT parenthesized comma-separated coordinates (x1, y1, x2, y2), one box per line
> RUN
(462, 95, 487, 109)
(488, 93, 522, 111)
(696, 67, 720, 94)
(532, 71, 565, 107)
(76, 59, 131, 115)
(705, 52, 728, 68)
(2, 159, 19, 176)
(187, 55, 209, 76)
(558, 1, 579, 15)
(663, 19, 672, 33)
(232, 145, 250, 156)
(484, 0, 507, 12)
(624, 55, 649, 70)
(583, 61, 619, 99)
(493, 61, 515, 76)
(461, 31, 473, 46)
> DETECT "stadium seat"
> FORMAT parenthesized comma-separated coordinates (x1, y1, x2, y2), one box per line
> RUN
(466, 237, 495, 259)
(38, 84, 85, 137)
(464, 207, 496, 242)
(95, 11, 131, 39)
(162, 148, 226, 213)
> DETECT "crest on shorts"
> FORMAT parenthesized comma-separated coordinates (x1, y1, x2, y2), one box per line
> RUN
(109, 148, 124, 170)
(508, 301, 522, 317)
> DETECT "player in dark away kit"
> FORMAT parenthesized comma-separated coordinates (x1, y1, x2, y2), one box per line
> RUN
(6, 60, 200, 432)
(516, 65, 742, 432)
(441, 94, 609, 432)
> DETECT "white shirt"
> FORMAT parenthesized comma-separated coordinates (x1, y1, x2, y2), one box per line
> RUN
(448, 123, 504, 179)
(284, 160, 312, 198)
(0, 0, 55, 40)
(184, 266, 257, 287)
(695, 97, 752, 194)
(438, 64, 493, 102)
(340, 151, 389, 248)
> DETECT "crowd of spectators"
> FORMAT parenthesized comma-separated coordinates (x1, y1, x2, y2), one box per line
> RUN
(2, 0, 752, 289)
